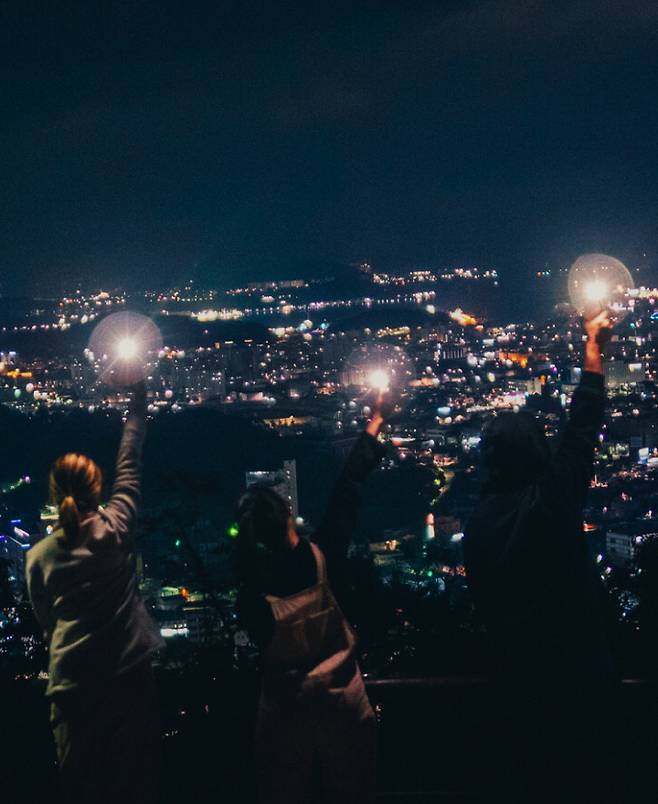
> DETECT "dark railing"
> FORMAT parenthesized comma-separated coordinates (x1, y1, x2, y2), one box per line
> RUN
(3, 675, 657, 803)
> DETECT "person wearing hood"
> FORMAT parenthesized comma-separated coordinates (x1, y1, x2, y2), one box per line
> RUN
(464, 310, 616, 803)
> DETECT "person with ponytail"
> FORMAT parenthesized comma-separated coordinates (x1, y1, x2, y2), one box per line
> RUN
(237, 392, 391, 804)
(26, 382, 163, 804)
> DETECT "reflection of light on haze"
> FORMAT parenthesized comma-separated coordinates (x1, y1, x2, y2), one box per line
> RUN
(368, 369, 390, 391)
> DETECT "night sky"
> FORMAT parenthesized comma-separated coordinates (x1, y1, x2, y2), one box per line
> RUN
(3, 1, 658, 296)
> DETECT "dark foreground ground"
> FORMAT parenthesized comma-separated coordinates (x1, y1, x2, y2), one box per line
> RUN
(3, 673, 656, 803)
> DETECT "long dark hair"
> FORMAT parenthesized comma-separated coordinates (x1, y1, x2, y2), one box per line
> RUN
(480, 411, 550, 494)
(235, 484, 290, 591)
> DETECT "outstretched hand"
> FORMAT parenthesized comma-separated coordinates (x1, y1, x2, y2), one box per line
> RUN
(366, 390, 394, 437)
(583, 308, 612, 375)
(584, 308, 613, 350)
(374, 389, 396, 419)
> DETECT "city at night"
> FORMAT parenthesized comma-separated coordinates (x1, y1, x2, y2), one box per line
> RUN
(2, 3, 658, 803)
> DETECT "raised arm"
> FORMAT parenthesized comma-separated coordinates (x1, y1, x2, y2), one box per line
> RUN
(540, 310, 610, 512)
(102, 383, 147, 543)
(313, 394, 388, 571)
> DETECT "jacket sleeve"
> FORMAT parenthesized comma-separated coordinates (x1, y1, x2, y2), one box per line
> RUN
(101, 414, 146, 545)
(539, 371, 606, 514)
(25, 556, 53, 641)
(313, 431, 386, 573)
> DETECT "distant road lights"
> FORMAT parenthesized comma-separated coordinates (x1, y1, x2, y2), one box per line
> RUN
(368, 369, 390, 392)
(568, 253, 634, 322)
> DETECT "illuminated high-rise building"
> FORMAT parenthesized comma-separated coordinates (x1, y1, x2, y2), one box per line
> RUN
(245, 459, 299, 518)
(424, 512, 436, 540)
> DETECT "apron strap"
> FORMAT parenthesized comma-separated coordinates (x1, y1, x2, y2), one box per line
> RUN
(310, 541, 327, 584)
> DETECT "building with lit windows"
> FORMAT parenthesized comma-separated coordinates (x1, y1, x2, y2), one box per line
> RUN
(245, 459, 299, 518)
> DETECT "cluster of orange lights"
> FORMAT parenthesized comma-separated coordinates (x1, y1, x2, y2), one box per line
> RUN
(499, 351, 529, 369)
(3, 369, 33, 378)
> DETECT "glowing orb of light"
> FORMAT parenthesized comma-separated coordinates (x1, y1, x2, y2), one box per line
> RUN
(368, 369, 390, 392)
(115, 337, 139, 360)
(14, 388, 21, 399)
(25, 383, 34, 394)
(164, 389, 174, 400)
(584, 280, 608, 304)
(342, 342, 414, 394)
(89, 311, 163, 386)
(568, 253, 634, 322)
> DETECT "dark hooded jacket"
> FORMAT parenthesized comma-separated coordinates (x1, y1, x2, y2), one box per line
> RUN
(464, 371, 613, 686)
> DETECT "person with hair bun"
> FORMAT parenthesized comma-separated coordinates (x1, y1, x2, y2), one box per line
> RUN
(26, 383, 163, 804)
(237, 392, 390, 804)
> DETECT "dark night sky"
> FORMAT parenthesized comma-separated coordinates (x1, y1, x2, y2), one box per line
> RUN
(3, 0, 658, 296)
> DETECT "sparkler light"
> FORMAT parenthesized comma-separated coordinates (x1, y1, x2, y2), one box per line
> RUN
(88, 311, 163, 385)
(568, 253, 634, 321)
(368, 369, 390, 392)
(115, 337, 140, 361)
(342, 342, 414, 395)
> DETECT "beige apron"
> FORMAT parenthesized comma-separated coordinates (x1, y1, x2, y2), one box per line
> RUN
(256, 542, 376, 803)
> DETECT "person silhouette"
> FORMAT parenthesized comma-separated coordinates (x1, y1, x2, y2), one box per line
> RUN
(464, 310, 618, 803)
(26, 383, 162, 804)
(237, 393, 390, 803)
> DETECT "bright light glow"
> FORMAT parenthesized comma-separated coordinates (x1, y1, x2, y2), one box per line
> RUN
(584, 280, 608, 303)
(568, 253, 634, 321)
(115, 337, 139, 360)
(88, 311, 162, 385)
(368, 369, 390, 391)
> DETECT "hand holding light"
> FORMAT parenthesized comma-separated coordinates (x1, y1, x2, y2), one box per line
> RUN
(583, 308, 613, 375)
(568, 253, 634, 323)
(368, 369, 390, 392)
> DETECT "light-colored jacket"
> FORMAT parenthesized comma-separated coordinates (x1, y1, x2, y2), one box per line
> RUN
(26, 415, 163, 697)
